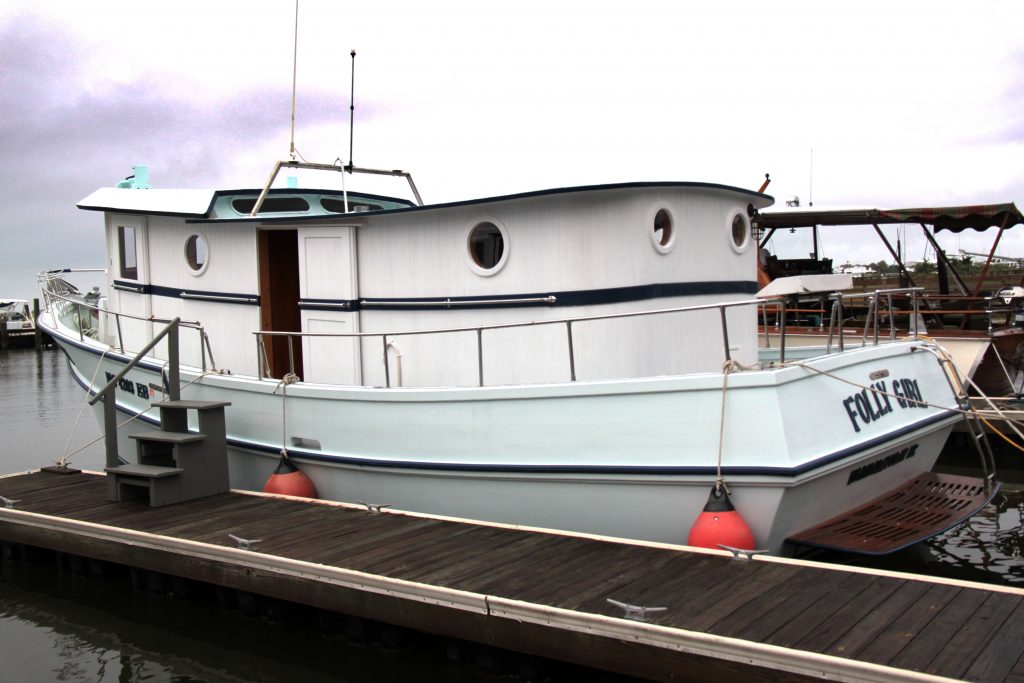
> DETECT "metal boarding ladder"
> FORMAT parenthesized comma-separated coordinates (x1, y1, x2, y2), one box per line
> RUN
(934, 350, 998, 490)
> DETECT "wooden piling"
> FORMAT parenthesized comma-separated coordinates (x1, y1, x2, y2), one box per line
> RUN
(33, 298, 42, 351)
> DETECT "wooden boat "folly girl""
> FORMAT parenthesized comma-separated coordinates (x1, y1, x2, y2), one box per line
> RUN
(37, 164, 991, 555)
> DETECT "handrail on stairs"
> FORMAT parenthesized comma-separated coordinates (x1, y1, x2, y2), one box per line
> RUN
(88, 318, 181, 470)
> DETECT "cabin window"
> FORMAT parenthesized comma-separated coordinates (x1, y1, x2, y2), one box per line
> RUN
(467, 220, 508, 275)
(321, 198, 383, 214)
(185, 234, 209, 274)
(118, 225, 138, 280)
(231, 197, 310, 214)
(729, 210, 751, 253)
(650, 207, 675, 253)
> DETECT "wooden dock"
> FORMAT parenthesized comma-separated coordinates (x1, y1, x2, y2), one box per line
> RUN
(2, 469, 1024, 682)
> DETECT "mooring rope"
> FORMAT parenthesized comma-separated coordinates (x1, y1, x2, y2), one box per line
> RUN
(714, 359, 741, 494)
(56, 359, 217, 464)
(274, 372, 301, 458)
(56, 347, 109, 467)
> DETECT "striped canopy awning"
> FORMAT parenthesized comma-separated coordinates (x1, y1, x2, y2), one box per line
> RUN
(755, 202, 1024, 233)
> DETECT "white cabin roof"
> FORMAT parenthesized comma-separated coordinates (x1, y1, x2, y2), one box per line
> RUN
(756, 274, 854, 298)
(78, 187, 217, 217)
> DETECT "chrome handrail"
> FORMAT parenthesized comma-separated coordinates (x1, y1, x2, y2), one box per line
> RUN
(41, 268, 927, 390)
(254, 292, 922, 386)
(37, 271, 216, 372)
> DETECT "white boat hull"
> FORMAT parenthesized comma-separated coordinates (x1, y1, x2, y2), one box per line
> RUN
(52, 323, 961, 555)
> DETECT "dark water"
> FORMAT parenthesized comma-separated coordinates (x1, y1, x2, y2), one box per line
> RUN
(1, 347, 1022, 681)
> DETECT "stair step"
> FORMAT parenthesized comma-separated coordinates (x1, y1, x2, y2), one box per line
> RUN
(130, 430, 207, 444)
(106, 464, 184, 478)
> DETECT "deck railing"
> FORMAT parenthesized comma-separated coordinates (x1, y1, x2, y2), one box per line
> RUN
(39, 270, 928, 389)
(256, 289, 926, 387)
(37, 270, 217, 372)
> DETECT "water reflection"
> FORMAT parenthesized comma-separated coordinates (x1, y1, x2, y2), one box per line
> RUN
(0, 348, 104, 472)
(849, 484, 1024, 586)
(921, 486, 1024, 584)
(0, 558, 509, 683)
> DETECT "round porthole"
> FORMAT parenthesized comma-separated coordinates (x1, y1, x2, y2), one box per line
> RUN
(467, 220, 508, 276)
(728, 210, 750, 253)
(650, 207, 675, 254)
(185, 233, 209, 274)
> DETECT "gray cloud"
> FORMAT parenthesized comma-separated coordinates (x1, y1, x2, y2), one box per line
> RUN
(0, 12, 342, 297)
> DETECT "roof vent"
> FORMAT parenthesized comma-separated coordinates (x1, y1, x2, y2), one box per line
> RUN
(116, 165, 151, 190)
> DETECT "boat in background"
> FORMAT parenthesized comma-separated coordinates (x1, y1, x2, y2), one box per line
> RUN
(0, 299, 39, 348)
(753, 203, 1024, 398)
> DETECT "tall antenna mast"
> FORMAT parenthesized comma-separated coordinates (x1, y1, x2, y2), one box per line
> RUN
(348, 49, 356, 171)
(809, 148, 814, 207)
(289, 0, 300, 160)
(250, 27, 424, 216)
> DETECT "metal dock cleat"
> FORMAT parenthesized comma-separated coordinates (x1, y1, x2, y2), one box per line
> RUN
(357, 501, 392, 513)
(228, 534, 262, 550)
(606, 598, 667, 622)
(717, 544, 770, 560)
(0, 496, 20, 509)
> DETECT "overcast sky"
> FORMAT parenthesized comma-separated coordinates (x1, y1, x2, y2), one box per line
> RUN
(1, 0, 1022, 300)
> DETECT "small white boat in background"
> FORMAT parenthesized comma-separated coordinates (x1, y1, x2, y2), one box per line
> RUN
(0, 299, 39, 347)
(34, 158, 996, 556)
(1, 300, 31, 331)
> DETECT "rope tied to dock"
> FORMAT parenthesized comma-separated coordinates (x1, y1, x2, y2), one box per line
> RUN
(715, 359, 739, 494)
(56, 347, 109, 468)
(274, 372, 301, 459)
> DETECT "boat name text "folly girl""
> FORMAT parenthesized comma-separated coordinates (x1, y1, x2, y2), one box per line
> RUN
(104, 372, 157, 400)
(841, 378, 926, 433)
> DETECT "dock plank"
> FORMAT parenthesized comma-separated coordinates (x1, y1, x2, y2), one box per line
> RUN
(961, 600, 1024, 683)
(683, 562, 804, 633)
(853, 583, 961, 665)
(820, 580, 932, 658)
(888, 586, 989, 673)
(491, 539, 631, 604)
(412, 532, 558, 588)
(520, 543, 681, 607)
(448, 535, 594, 596)
(387, 524, 529, 583)
(924, 592, 1022, 679)
(578, 553, 739, 621)
(762, 570, 879, 649)
(714, 562, 853, 641)
(793, 577, 909, 653)
(360, 522, 504, 577)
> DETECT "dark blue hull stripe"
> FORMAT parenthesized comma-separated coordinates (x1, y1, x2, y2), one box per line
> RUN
(112, 279, 758, 312)
(60, 333, 958, 479)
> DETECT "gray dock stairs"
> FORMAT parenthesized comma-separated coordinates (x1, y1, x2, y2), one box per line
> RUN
(105, 400, 232, 506)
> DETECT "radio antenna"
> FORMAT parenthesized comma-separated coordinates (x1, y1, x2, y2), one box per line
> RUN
(808, 148, 814, 207)
(347, 50, 356, 171)
(289, 0, 299, 160)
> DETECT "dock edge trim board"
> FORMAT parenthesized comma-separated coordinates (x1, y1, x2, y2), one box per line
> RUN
(0, 505, 963, 683)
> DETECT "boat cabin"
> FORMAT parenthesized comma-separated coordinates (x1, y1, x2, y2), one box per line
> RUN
(78, 179, 772, 387)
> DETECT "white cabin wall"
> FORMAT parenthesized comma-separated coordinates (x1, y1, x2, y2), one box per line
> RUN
(105, 213, 153, 352)
(141, 215, 261, 373)
(354, 186, 765, 387)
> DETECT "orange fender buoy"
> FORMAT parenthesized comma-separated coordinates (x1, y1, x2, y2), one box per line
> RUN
(263, 454, 318, 498)
(687, 485, 755, 550)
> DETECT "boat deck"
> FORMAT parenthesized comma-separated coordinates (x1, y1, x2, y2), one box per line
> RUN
(1, 469, 1023, 682)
